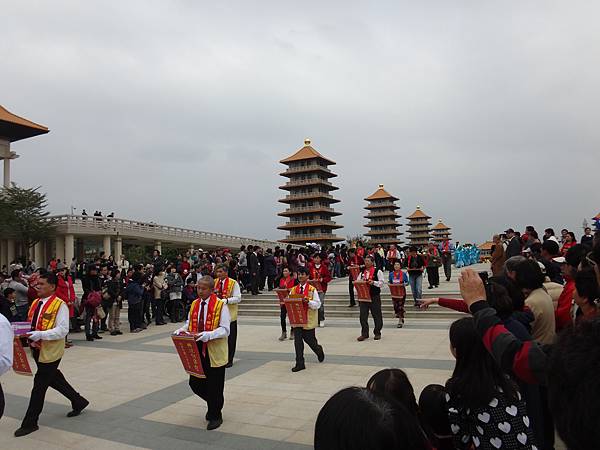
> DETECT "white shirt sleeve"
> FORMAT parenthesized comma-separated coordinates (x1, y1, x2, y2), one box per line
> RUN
(373, 271, 385, 288)
(308, 289, 321, 310)
(0, 315, 13, 377)
(210, 303, 231, 339)
(225, 281, 242, 305)
(29, 303, 70, 341)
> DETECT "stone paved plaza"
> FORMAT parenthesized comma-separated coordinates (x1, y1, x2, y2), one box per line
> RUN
(1, 267, 479, 450)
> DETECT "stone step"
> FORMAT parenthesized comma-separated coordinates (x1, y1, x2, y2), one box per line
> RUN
(235, 308, 461, 319)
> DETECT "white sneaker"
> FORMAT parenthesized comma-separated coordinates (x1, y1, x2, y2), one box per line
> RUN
(319, 321, 325, 328)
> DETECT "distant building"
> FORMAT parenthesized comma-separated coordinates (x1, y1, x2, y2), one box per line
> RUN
(406, 206, 432, 248)
(363, 184, 402, 246)
(478, 241, 494, 261)
(278, 139, 343, 246)
(431, 219, 452, 243)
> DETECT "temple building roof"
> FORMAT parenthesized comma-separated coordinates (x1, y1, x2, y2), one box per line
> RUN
(280, 139, 336, 165)
(0, 105, 49, 142)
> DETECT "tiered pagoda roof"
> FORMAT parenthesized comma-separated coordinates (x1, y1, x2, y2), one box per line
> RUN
(431, 219, 452, 242)
(363, 184, 402, 246)
(0, 105, 49, 142)
(278, 139, 343, 245)
(406, 206, 432, 247)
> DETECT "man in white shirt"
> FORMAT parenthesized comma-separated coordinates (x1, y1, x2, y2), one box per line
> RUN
(214, 264, 242, 368)
(174, 276, 230, 430)
(15, 272, 89, 437)
(0, 313, 13, 419)
(356, 255, 385, 341)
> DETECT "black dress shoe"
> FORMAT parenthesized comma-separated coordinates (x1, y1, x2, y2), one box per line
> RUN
(374, 335, 382, 341)
(86, 336, 94, 341)
(225, 362, 233, 368)
(207, 418, 223, 430)
(291, 364, 306, 372)
(317, 348, 325, 363)
(14, 425, 39, 437)
(67, 398, 89, 417)
(92, 334, 103, 340)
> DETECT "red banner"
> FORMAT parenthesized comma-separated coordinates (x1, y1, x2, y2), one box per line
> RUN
(13, 337, 33, 376)
(285, 295, 308, 327)
(353, 281, 372, 302)
(309, 280, 323, 292)
(348, 265, 360, 281)
(388, 283, 406, 298)
(172, 335, 205, 378)
(275, 288, 289, 305)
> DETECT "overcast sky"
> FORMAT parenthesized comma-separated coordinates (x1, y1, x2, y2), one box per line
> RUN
(3, 1, 598, 244)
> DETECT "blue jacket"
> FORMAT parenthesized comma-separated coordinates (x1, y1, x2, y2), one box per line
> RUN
(388, 271, 408, 284)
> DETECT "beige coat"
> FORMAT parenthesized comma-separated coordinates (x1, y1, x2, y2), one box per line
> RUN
(153, 272, 166, 299)
(525, 287, 556, 345)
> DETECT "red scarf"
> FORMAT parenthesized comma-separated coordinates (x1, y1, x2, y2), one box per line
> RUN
(363, 266, 375, 281)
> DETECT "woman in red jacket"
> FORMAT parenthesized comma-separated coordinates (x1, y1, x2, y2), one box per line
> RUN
(56, 267, 78, 346)
(277, 267, 297, 341)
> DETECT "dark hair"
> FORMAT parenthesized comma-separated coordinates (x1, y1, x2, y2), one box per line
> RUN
(568, 231, 577, 242)
(39, 272, 58, 287)
(367, 369, 418, 416)
(548, 317, 600, 450)
(447, 317, 517, 409)
(565, 244, 587, 269)
(131, 272, 143, 283)
(514, 259, 545, 290)
(110, 269, 120, 278)
(10, 269, 20, 279)
(545, 228, 555, 236)
(489, 275, 525, 311)
(542, 239, 560, 256)
(419, 384, 452, 447)
(574, 268, 599, 304)
(485, 281, 514, 319)
(215, 263, 228, 273)
(314, 387, 428, 450)
(297, 267, 309, 276)
(409, 246, 418, 252)
(3, 287, 15, 297)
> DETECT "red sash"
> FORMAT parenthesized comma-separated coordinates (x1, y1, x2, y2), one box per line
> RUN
(279, 277, 296, 289)
(363, 267, 375, 281)
(188, 294, 222, 334)
(28, 295, 59, 330)
(215, 277, 230, 299)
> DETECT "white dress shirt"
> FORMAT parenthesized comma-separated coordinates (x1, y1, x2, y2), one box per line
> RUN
(175, 296, 231, 340)
(297, 283, 321, 310)
(28, 296, 70, 342)
(217, 278, 242, 305)
(0, 314, 14, 377)
(357, 269, 385, 288)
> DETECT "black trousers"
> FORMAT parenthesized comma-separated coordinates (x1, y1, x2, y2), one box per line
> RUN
(251, 273, 259, 295)
(293, 327, 323, 365)
(359, 294, 383, 338)
(426, 267, 440, 287)
(142, 294, 152, 323)
(348, 276, 356, 306)
(128, 302, 142, 331)
(189, 349, 226, 421)
(22, 351, 86, 428)
(280, 305, 287, 332)
(442, 255, 452, 281)
(228, 320, 237, 365)
(154, 298, 165, 324)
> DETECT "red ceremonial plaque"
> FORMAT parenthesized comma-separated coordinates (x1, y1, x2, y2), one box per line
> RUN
(285, 295, 308, 327)
(388, 283, 406, 298)
(353, 281, 372, 302)
(13, 337, 33, 376)
(348, 265, 360, 281)
(172, 334, 205, 378)
(309, 279, 323, 293)
(275, 288, 289, 305)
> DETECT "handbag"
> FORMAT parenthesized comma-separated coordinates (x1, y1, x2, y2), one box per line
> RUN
(96, 305, 106, 319)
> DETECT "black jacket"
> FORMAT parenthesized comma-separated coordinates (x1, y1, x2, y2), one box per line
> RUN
(505, 237, 522, 259)
(248, 252, 260, 274)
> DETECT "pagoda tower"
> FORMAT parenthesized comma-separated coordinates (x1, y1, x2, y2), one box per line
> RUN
(406, 206, 432, 248)
(431, 219, 452, 243)
(278, 139, 343, 246)
(363, 184, 402, 246)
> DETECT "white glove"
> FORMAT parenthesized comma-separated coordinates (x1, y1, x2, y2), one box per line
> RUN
(196, 331, 212, 342)
(28, 331, 43, 342)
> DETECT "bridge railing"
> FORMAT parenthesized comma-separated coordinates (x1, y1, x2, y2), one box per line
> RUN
(48, 215, 283, 247)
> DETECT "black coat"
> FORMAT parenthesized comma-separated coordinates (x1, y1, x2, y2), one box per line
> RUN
(505, 237, 522, 260)
(248, 253, 260, 275)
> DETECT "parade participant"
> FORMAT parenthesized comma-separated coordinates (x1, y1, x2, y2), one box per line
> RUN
(309, 254, 331, 328)
(388, 261, 408, 328)
(0, 311, 13, 419)
(386, 244, 401, 271)
(439, 238, 455, 282)
(213, 264, 241, 368)
(356, 255, 385, 341)
(406, 247, 425, 307)
(425, 243, 441, 289)
(346, 248, 364, 307)
(15, 272, 89, 437)
(289, 267, 324, 372)
(277, 267, 297, 341)
(174, 275, 230, 430)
